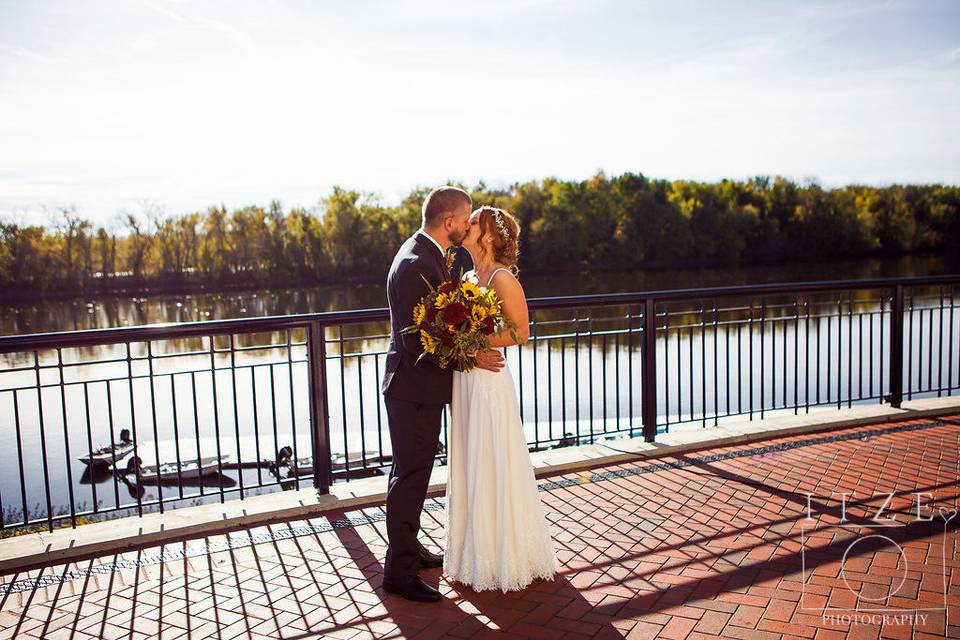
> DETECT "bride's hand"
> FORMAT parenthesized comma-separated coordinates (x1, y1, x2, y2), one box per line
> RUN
(473, 348, 504, 372)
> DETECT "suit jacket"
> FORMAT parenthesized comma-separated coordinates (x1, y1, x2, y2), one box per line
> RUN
(381, 232, 457, 403)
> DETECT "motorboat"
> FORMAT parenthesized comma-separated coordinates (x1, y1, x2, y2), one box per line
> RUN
(78, 429, 135, 467)
(123, 454, 231, 483)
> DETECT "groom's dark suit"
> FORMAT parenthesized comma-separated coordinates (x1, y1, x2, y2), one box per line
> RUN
(381, 231, 465, 580)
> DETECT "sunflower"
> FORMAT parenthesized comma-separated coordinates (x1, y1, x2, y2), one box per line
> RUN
(459, 280, 482, 301)
(420, 329, 438, 354)
(434, 292, 452, 309)
(471, 304, 488, 322)
(412, 302, 426, 325)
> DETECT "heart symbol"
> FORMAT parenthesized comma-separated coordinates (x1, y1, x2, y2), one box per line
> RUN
(938, 507, 957, 524)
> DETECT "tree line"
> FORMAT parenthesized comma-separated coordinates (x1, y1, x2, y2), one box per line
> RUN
(2, 173, 958, 299)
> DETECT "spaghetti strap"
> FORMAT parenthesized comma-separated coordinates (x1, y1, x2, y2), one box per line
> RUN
(485, 267, 510, 287)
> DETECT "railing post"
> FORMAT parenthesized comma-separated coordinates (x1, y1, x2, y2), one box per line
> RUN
(642, 298, 657, 442)
(308, 321, 332, 493)
(888, 284, 905, 408)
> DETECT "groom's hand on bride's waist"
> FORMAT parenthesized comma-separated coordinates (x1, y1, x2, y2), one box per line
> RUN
(473, 348, 505, 372)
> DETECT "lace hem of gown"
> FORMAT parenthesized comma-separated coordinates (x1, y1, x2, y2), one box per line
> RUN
(443, 536, 558, 593)
(443, 499, 559, 593)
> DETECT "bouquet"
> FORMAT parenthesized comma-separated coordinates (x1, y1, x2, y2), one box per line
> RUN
(401, 273, 518, 371)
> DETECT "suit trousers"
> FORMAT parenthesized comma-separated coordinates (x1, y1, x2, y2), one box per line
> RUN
(382, 395, 444, 578)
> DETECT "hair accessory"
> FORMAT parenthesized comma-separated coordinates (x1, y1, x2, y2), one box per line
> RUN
(491, 209, 510, 240)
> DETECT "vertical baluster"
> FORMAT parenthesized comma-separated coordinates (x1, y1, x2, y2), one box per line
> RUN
(55, 348, 76, 526)
(688, 322, 694, 423)
(546, 332, 553, 443)
(82, 382, 97, 515)
(713, 300, 718, 426)
(869, 298, 874, 400)
(759, 300, 765, 419)
(770, 301, 776, 410)
(125, 342, 143, 516)
(561, 334, 567, 437)
(357, 354, 367, 469)
(889, 285, 904, 408)
(338, 327, 348, 475)
(948, 287, 955, 396)
(614, 328, 621, 432)
(817, 302, 833, 404)
(737, 319, 742, 416)
(805, 297, 811, 413)
(531, 311, 539, 447)
(171, 373, 184, 498)
(602, 331, 608, 435)
(575, 309, 593, 442)
(374, 356, 384, 463)
(641, 298, 657, 442)
(190, 371, 204, 498)
(228, 335, 243, 499)
(146, 341, 164, 508)
(700, 301, 706, 428)
(879, 292, 885, 404)
(627, 308, 634, 436)
(250, 365, 262, 486)
(725, 310, 731, 417)
(793, 297, 799, 414)
(847, 291, 852, 408)
(663, 305, 669, 429)
(927, 305, 934, 394)
(286, 328, 300, 490)
(307, 321, 331, 493)
(573, 312, 579, 438)
(269, 365, 279, 481)
(748, 301, 754, 420)
(208, 336, 225, 503)
(13, 391, 28, 526)
(907, 289, 913, 400)
(105, 381, 120, 510)
(938, 286, 944, 396)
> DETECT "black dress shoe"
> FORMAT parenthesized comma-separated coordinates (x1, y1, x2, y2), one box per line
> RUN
(382, 575, 442, 602)
(418, 549, 443, 569)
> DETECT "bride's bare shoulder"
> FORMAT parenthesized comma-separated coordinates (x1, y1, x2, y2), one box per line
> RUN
(488, 267, 524, 296)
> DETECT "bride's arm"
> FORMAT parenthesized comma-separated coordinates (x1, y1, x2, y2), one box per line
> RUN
(485, 271, 530, 348)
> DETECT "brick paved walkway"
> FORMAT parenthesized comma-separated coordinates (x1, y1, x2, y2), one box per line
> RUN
(1, 415, 958, 639)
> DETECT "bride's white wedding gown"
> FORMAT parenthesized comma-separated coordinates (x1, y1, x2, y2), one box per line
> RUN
(443, 268, 559, 593)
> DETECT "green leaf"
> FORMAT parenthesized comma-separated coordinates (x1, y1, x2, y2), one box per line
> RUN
(419, 272, 436, 293)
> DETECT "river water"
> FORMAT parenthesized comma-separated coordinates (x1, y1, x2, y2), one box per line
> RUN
(0, 253, 957, 529)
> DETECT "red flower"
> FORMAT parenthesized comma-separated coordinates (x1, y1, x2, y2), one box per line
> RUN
(442, 302, 468, 325)
(482, 317, 496, 335)
(438, 280, 459, 294)
(440, 333, 454, 347)
(426, 307, 439, 323)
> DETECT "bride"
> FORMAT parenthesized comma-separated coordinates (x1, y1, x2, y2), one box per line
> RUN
(443, 206, 559, 592)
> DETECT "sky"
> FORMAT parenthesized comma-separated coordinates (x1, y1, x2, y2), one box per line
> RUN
(1, 0, 958, 227)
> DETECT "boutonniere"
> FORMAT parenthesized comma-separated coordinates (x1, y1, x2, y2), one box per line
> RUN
(444, 246, 456, 272)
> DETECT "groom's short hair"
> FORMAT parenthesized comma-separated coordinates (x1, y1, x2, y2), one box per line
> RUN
(422, 186, 472, 228)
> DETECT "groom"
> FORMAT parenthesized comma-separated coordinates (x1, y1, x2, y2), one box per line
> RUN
(380, 186, 504, 602)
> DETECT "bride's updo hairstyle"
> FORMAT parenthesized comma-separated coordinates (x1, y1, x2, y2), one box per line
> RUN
(474, 206, 521, 275)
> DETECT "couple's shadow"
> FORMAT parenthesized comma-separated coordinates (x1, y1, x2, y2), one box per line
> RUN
(328, 510, 617, 638)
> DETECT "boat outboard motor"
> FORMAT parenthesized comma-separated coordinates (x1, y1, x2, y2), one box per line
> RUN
(126, 456, 143, 476)
(119, 429, 131, 444)
(275, 446, 293, 466)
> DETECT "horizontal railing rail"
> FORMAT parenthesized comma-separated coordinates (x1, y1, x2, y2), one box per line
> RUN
(4, 275, 959, 352)
(0, 274, 957, 533)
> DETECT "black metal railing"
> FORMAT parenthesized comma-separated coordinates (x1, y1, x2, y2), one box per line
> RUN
(0, 275, 957, 532)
